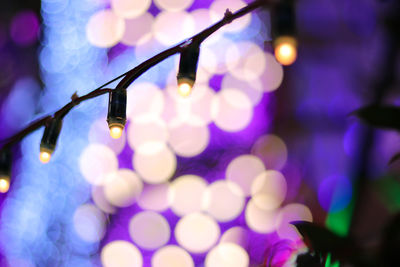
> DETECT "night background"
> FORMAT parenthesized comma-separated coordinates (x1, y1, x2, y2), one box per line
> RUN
(0, 0, 399, 266)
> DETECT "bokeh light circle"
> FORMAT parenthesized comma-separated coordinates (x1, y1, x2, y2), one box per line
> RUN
(276, 203, 313, 241)
(220, 227, 249, 248)
(137, 183, 170, 212)
(260, 53, 284, 92)
(205, 243, 249, 267)
(221, 73, 263, 106)
(129, 211, 170, 250)
(121, 13, 153, 46)
(111, 0, 151, 19)
(133, 145, 177, 184)
(152, 245, 194, 267)
(226, 154, 265, 196)
(168, 175, 208, 216)
(153, 11, 195, 46)
(202, 180, 245, 222)
(251, 134, 288, 170)
(175, 213, 220, 254)
(126, 82, 164, 118)
(201, 37, 240, 74)
(101, 241, 143, 267)
(79, 144, 118, 185)
(86, 9, 125, 48)
(154, 0, 194, 12)
(211, 89, 253, 132)
(103, 169, 143, 207)
(245, 198, 278, 233)
(251, 170, 287, 210)
(73, 204, 106, 243)
(92, 186, 117, 214)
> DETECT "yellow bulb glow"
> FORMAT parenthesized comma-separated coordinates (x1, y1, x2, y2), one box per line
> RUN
(39, 151, 51, 164)
(110, 125, 124, 139)
(178, 82, 192, 97)
(0, 176, 10, 193)
(274, 36, 297, 66)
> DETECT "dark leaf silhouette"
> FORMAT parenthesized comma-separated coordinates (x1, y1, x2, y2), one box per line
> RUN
(352, 105, 400, 130)
(389, 152, 400, 165)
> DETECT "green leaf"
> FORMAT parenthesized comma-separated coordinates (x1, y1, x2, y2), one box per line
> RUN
(352, 105, 400, 130)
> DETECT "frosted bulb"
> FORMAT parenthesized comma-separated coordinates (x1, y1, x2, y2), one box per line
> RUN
(0, 176, 10, 193)
(39, 151, 51, 164)
(274, 36, 297, 66)
(178, 82, 192, 97)
(110, 125, 123, 139)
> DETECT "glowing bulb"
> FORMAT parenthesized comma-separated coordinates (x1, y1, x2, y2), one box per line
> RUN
(39, 151, 51, 164)
(0, 176, 10, 193)
(274, 36, 297, 66)
(178, 82, 192, 97)
(110, 125, 124, 139)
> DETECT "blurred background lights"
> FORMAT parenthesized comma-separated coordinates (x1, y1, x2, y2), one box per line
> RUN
(79, 144, 118, 185)
(259, 53, 284, 92)
(121, 13, 154, 46)
(132, 145, 176, 184)
(251, 170, 287, 210)
(111, 0, 151, 19)
(129, 211, 170, 250)
(103, 169, 143, 207)
(168, 175, 208, 216)
(92, 186, 117, 214)
(101, 241, 143, 267)
(86, 9, 125, 48)
(168, 121, 210, 157)
(202, 180, 245, 222)
(126, 83, 164, 118)
(275, 203, 313, 241)
(137, 183, 170, 212)
(245, 198, 278, 233)
(212, 89, 254, 132)
(221, 73, 263, 106)
(153, 11, 195, 46)
(154, 0, 194, 12)
(152, 245, 194, 267)
(251, 134, 288, 170)
(72, 203, 106, 243)
(226, 154, 266, 196)
(220, 227, 249, 249)
(175, 212, 220, 254)
(205, 243, 249, 267)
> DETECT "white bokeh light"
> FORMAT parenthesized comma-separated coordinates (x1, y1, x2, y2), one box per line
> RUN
(251, 134, 288, 170)
(79, 144, 118, 185)
(121, 13, 153, 46)
(251, 170, 287, 210)
(205, 243, 249, 267)
(201, 37, 240, 74)
(103, 169, 143, 207)
(168, 175, 208, 216)
(153, 11, 195, 46)
(88, 118, 126, 154)
(73, 204, 106, 243)
(111, 0, 151, 19)
(276, 203, 313, 241)
(175, 212, 220, 254)
(152, 245, 194, 267)
(260, 53, 284, 92)
(154, 0, 194, 12)
(86, 9, 125, 48)
(220, 227, 249, 248)
(129, 211, 170, 250)
(245, 198, 278, 234)
(212, 88, 253, 132)
(137, 182, 170, 212)
(92, 186, 117, 214)
(221, 73, 263, 106)
(202, 180, 245, 222)
(133, 145, 177, 184)
(101, 241, 143, 267)
(225, 154, 265, 196)
(126, 82, 164, 118)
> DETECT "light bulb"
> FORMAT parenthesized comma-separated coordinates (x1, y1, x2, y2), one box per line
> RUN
(39, 151, 51, 164)
(110, 124, 124, 139)
(274, 36, 297, 66)
(0, 176, 10, 193)
(178, 82, 192, 97)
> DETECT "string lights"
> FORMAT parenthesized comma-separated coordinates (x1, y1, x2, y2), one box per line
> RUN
(39, 117, 63, 164)
(0, 0, 297, 193)
(177, 41, 200, 97)
(273, 0, 297, 66)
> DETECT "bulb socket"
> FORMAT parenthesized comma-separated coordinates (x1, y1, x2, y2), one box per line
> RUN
(40, 118, 62, 153)
(272, 0, 296, 40)
(177, 44, 200, 87)
(0, 149, 11, 178)
(107, 89, 127, 129)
